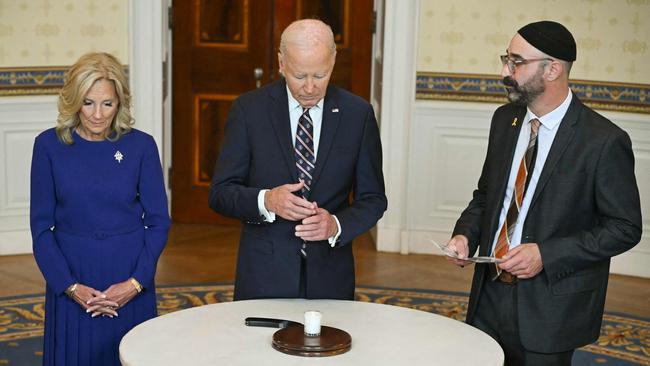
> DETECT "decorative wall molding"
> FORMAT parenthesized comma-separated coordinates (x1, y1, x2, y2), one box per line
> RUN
(0, 67, 66, 96)
(416, 72, 650, 114)
(0, 96, 58, 255)
(0, 66, 130, 96)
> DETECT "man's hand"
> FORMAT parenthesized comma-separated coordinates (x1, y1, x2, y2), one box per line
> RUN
(295, 206, 338, 242)
(445, 235, 473, 267)
(265, 181, 317, 221)
(498, 243, 543, 279)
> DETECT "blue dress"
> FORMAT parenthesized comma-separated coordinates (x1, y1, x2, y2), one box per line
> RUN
(30, 128, 170, 366)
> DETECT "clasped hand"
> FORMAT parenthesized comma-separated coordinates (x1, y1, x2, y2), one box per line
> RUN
(70, 280, 139, 318)
(265, 181, 338, 241)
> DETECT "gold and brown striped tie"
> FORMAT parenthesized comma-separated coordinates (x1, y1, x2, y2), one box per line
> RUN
(492, 118, 540, 277)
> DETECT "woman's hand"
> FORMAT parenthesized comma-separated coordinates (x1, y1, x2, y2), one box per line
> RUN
(101, 279, 140, 309)
(69, 283, 119, 318)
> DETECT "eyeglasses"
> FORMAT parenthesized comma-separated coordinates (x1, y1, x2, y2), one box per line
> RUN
(500, 55, 553, 73)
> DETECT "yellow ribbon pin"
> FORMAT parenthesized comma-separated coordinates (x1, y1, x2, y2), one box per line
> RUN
(512, 117, 518, 126)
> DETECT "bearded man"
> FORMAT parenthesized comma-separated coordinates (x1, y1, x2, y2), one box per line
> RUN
(445, 21, 641, 366)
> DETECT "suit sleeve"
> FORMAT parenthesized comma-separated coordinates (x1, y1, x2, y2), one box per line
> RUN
(30, 137, 77, 295)
(452, 113, 500, 256)
(131, 136, 171, 289)
(539, 128, 642, 283)
(209, 99, 263, 221)
(334, 105, 388, 244)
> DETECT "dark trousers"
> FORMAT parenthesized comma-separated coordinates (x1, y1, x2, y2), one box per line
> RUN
(473, 278, 575, 366)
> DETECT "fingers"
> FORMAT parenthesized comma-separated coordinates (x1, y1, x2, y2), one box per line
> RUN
(102, 280, 140, 309)
(443, 235, 471, 268)
(88, 287, 107, 298)
(90, 306, 119, 318)
(498, 244, 543, 278)
(287, 180, 305, 192)
(86, 298, 119, 307)
(295, 208, 336, 241)
(265, 184, 317, 221)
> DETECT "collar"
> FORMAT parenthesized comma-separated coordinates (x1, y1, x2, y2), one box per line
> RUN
(526, 89, 572, 130)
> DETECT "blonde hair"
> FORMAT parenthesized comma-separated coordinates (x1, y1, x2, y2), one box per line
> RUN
(56, 52, 133, 144)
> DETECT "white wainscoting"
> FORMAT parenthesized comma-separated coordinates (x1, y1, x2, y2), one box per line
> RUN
(377, 99, 650, 278)
(0, 96, 58, 255)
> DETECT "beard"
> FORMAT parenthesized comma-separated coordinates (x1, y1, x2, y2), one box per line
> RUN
(502, 68, 546, 106)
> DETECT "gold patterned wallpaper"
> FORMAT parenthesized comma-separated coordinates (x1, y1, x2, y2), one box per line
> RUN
(0, 0, 128, 95)
(417, 0, 649, 83)
(0, 0, 128, 67)
(416, 0, 650, 113)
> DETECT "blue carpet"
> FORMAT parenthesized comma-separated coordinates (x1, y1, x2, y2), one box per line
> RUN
(1, 284, 649, 365)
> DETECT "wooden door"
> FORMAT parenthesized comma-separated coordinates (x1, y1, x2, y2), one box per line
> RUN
(171, 0, 373, 224)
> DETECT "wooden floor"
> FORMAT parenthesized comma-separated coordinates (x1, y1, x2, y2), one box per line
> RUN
(2, 223, 649, 318)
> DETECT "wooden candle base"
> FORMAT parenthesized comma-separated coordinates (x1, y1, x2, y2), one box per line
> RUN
(272, 324, 351, 357)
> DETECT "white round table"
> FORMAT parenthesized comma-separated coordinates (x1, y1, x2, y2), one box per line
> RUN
(120, 299, 503, 365)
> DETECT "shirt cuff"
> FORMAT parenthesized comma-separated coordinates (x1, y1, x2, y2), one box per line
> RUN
(257, 189, 276, 223)
(328, 215, 342, 247)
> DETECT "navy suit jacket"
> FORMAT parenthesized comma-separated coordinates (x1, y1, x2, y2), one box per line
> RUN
(453, 94, 642, 353)
(209, 80, 387, 300)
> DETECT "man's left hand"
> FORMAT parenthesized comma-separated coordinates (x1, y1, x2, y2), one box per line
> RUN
(498, 243, 543, 279)
(295, 206, 337, 242)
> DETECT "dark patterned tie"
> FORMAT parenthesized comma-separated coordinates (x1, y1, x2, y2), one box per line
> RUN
(294, 108, 316, 257)
(295, 108, 316, 197)
(492, 118, 540, 277)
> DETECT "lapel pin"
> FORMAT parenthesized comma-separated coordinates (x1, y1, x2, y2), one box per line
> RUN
(332, 108, 339, 113)
(114, 151, 124, 163)
(512, 117, 518, 126)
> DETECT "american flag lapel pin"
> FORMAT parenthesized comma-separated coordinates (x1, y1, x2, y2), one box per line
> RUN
(332, 108, 339, 113)
(512, 117, 518, 126)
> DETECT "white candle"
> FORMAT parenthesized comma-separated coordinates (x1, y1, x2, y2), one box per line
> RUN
(303, 310, 322, 336)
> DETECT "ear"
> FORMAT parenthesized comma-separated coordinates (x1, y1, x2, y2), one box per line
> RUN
(546, 60, 563, 82)
(278, 52, 285, 76)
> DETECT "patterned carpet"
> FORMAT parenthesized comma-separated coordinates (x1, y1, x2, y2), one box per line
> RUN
(1, 284, 649, 365)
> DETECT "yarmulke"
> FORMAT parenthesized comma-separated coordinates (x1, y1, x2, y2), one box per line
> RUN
(518, 21, 576, 62)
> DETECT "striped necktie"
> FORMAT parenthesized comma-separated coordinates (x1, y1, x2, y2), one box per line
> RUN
(295, 108, 316, 197)
(492, 118, 540, 277)
(295, 108, 316, 257)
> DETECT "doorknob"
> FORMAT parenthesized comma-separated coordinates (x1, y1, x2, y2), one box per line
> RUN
(254, 67, 263, 88)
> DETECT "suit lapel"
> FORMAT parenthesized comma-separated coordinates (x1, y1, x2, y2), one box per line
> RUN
(268, 80, 298, 182)
(529, 94, 582, 207)
(484, 107, 526, 255)
(309, 86, 341, 194)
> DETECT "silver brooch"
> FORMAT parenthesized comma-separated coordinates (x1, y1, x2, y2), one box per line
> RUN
(114, 151, 124, 163)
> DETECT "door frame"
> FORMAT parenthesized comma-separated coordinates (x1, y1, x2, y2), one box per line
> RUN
(129, 0, 172, 203)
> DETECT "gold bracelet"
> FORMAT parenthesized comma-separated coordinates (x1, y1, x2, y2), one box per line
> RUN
(129, 277, 143, 293)
(65, 283, 78, 297)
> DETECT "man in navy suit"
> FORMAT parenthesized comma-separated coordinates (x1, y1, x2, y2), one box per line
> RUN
(210, 19, 387, 301)
(446, 21, 641, 365)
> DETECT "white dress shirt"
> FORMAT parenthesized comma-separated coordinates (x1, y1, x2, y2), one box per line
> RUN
(491, 90, 573, 253)
(256, 86, 341, 246)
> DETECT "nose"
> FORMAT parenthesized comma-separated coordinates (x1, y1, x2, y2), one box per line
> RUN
(93, 105, 102, 119)
(304, 78, 315, 94)
(500, 63, 511, 78)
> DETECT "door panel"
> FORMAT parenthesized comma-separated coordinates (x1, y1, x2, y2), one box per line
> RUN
(172, 0, 372, 224)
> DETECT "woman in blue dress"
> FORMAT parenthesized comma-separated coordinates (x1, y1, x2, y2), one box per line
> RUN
(30, 52, 171, 366)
